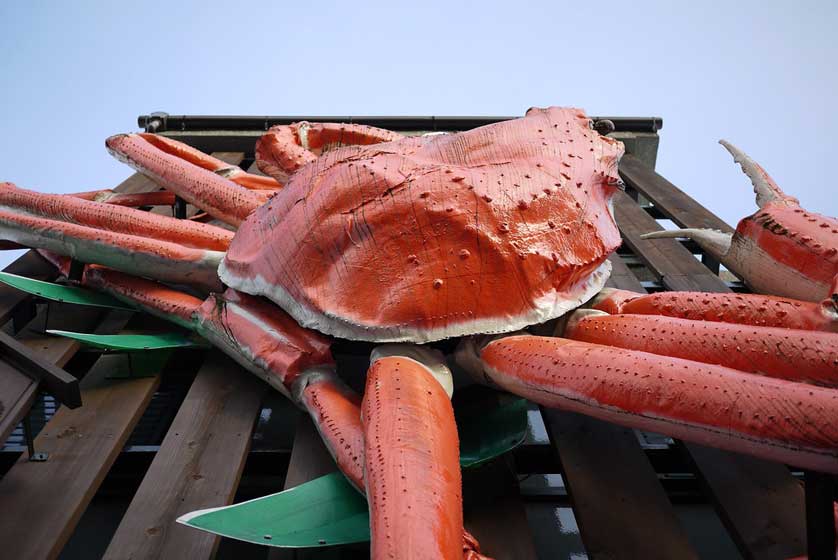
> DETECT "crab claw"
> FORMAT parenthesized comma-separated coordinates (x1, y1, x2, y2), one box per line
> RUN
(640, 142, 837, 303)
(718, 140, 798, 208)
(476, 335, 838, 474)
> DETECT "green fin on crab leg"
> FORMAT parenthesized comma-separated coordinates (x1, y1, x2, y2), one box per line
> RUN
(177, 398, 529, 548)
(0, 271, 135, 311)
(46, 330, 209, 351)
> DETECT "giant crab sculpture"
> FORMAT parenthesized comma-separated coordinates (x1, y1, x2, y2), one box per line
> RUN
(0, 107, 836, 559)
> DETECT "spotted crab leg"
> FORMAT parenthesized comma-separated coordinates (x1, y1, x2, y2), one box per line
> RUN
(562, 309, 838, 387)
(84, 266, 486, 559)
(71, 189, 178, 208)
(106, 133, 267, 226)
(0, 182, 230, 289)
(255, 122, 404, 183)
(592, 288, 837, 333)
(362, 347, 463, 560)
(641, 141, 837, 303)
(461, 335, 838, 474)
(130, 133, 281, 191)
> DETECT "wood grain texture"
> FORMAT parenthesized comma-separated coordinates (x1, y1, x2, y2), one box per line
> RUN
(542, 409, 700, 560)
(0, 361, 37, 444)
(611, 178, 808, 560)
(618, 154, 735, 234)
(102, 352, 265, 560)
(0, 352, 159, 559)
(269, 414, 342, 560)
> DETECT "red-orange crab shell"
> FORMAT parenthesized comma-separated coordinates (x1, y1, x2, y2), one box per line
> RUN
(220, 107, 624, 342)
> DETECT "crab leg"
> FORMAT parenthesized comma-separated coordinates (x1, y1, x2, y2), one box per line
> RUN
(71, 189, 178, 208)
(83, 265, 485, 558)
(0, 183, 233, 289)
(134, 133, 280, 191)
(256, 122, 404, 182)
(592, 288, 837, 333)
(362, 349, 463, 560)
(471, 335, 838, 474)
(0, 182, 232, 250)
(563, 310, 838, 387)
(106, 133, 264, 226)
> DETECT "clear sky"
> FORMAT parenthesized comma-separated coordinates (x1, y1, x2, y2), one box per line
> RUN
(0, 1, 835, 269)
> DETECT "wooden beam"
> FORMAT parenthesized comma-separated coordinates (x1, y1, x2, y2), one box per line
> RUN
(269, 413, 343, 560)
(542, 410, 699, 560)
(0, 330, 81, 408)
(462, 459, 540, 560)
(539, 255, 699, 560)
(0, 362, 38, 445)
(611, 190, 808, 560)
(102, 353, 265, 559)
(619, 154, 734, 234)
(0, 350, 160, 559)
(614, 190, 726, 292)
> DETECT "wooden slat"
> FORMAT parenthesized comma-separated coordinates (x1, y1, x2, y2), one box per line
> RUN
(0, 251, 57, 326)
(0, 330, 81, 408)
(269, 414, 342, 560)
(462, 460, 540, 560)
(103, 353, 265, 559)
(611, 189, 808, 559)
(542, 410, 699, 560)
(0, 362, 37, 444)
(538, 257, 699, 560)
(0, 346, 160, 559)
(614, 190, 726, 292)
(619, 154, 735, 234)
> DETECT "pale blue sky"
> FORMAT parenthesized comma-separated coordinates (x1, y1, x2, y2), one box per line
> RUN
(0, 1, 835, 268)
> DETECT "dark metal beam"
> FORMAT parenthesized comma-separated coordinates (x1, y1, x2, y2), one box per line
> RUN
(138, 113, 663, 133)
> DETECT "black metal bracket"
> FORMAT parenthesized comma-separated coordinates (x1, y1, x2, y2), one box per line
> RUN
(68, 259, 85, 282)
(141, 111, 169, 133)
(22, 413, 48, 462)
(805, 470, 836, 560)
(174, 196, 187, 219)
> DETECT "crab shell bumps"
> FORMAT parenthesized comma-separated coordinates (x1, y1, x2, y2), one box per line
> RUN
(220, 107, 624, 342)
